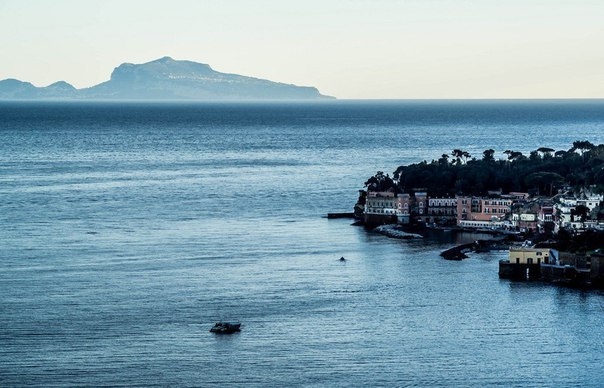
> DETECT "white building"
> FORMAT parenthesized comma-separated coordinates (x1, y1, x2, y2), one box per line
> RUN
(555, 193, 603, 232)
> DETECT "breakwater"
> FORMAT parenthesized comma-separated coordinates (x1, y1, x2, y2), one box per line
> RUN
(440, 238, 511, 260)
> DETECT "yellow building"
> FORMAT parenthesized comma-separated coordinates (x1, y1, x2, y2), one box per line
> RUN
(508, 247, 551, 265)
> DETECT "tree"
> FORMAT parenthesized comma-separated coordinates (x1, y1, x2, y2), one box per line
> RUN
(438, 153, 450, 166)
(452, 149, 463, 164)
(524, 172, 564, 196)
(571, 140, 595, 161)
(364, 171, 396, 192)
(571, 204, 590, 230)
(462, 151, 471, 163)
(505, 151, 524, 161)
(482, 149, 495, 162)
(371, 141, 604, 204)
(503, 149, 525, 162)
(536, 147, 555, 158)
(452, 149, 471, 164)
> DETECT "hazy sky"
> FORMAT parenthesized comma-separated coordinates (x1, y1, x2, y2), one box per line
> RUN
(1, 0, 603, 99)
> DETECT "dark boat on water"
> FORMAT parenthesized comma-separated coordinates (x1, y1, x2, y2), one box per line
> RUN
(210, 321, 241, 334)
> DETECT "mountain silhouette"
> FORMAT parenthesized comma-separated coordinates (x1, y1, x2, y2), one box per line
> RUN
(0, 57, 333, 100)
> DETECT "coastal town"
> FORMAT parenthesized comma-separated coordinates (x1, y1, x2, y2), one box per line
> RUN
(359, 187, 603, 235)
(357, 187, 604, 289)
(355, 142, 604, 289)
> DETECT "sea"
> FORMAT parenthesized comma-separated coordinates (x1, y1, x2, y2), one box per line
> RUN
(1, 100, 604, 387)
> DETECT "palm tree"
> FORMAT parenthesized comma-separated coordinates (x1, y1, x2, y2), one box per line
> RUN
(536, 147, 555, 158)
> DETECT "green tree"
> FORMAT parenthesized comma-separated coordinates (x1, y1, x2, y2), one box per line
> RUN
(536, 147, 555, 158)
(508, 151, 524, 161)
(524, 172, 564, 196)
(452, 149, 470, 164)
(571, 140, 595, 156)
(438, 153, 450, 166)
(371, 141, 604, 200)
(572, 204, 590, 223)
(364, 171, 396, 192)
(482, 149, 495, 162)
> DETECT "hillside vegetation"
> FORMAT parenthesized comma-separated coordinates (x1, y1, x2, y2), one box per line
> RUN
(364, 140, 604, 197)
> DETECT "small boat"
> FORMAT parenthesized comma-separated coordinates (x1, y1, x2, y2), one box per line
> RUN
(210, 321, 241, 334)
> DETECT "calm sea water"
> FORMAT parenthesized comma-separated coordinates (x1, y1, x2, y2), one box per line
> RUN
(1, 100, 604, 386)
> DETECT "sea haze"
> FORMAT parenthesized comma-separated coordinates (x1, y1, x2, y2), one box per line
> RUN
(1, 100, 604, 386)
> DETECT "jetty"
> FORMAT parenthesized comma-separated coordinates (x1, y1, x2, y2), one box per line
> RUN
(440, 243, 474, 260)
(440, 238, 510, 260)
(374, 224, 423, 239)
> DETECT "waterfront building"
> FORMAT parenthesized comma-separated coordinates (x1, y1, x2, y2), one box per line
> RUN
(499, 246, 550, 280)
(508, 246, 551, 265)
(500, 246, 552, 280)
(456, 195, 512, 227)
(364, 191, 397, 225)
(414, 192, 427, 224)
(500, 246, 604, 288)
(427, 197, 457, 225)
(394, 193, 412, 224)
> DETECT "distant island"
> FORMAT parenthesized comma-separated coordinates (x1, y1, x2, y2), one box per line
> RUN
(0, 56, 334, 101)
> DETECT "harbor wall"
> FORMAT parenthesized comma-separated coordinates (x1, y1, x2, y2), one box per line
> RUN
(498, 261, 541, 280)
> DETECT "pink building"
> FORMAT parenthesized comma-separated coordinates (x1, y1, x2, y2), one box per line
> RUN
(394, 193, 412, 224)
(457, 196, 512, 225)
(414, 192, 428, 223)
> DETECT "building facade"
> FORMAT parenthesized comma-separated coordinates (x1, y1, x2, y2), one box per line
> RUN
(457, 196, 512, 226)
(427, 197, 457, 225)
(508, 247, 551, 265)
(364, 191, 397, 225)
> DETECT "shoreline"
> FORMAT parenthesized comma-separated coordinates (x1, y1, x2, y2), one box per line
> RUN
(336, 214, 604, 290)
